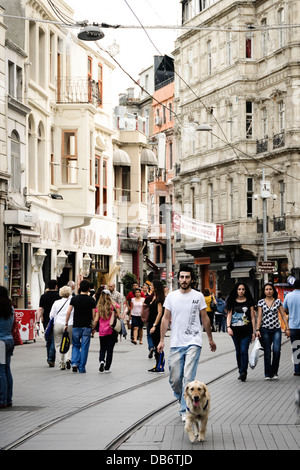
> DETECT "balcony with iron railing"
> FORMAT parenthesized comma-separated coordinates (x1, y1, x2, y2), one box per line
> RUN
(273, 131, 285, 149)
(56, 77, 101, 106)
(256, 137, 268, 154)
(273, 216, 286, 231)
(256, 132, 286, 154)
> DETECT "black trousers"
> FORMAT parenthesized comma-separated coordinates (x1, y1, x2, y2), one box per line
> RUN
(99, 333, 116, 371)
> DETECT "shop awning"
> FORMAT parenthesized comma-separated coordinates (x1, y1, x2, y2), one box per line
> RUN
(113, 149, 131, 166)
(209, 262, 228, 271)
(15, 227, 41, 243)
(230, 267, 253, 278)
(141, 148, 157, 166)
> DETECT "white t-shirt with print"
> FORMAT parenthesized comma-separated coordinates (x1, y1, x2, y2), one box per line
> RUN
(163, 289, 207, 348)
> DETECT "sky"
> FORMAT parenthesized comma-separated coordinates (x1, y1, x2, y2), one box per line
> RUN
(67, 0, 182, 104)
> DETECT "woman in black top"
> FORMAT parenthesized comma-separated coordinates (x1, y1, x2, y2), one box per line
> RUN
(148, 280, 165, 373)
(226, 282, 256, 382)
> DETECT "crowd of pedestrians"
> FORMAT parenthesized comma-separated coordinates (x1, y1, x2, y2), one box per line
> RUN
(1, 270, 299, 411)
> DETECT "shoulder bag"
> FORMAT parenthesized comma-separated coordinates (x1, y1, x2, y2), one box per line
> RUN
(45, 299, 69, 341)
(141, 303, 150, 322)
(109, 310, 122, 334)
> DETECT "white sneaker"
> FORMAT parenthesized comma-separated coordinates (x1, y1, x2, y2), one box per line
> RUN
(181, 414, 186, 422)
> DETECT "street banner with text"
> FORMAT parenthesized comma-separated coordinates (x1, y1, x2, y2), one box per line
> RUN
(172, 212, 223, 244)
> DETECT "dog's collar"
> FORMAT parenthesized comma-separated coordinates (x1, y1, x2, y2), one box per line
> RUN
(186, 399, 209, 415)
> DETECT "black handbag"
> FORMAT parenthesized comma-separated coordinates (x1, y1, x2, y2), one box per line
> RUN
(59, 330, 70, 354)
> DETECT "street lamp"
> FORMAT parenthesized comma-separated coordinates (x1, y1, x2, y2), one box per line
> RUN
(23, 187, 63, 200)
(33, 248, 47, 272)
(77, 25, 105, 41)
(81, 253, 92, 278)
(254, 169, 277, 283)
(55, 250, 68, 277)
(195, 124, 213, 132)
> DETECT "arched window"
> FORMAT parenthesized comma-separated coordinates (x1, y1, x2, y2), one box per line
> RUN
(11, 131, 21, 191)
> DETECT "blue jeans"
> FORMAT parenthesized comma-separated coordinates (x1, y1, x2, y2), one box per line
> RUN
(260, 327, 281, 378)
(71, 327, 92, 373)
(290, 329, 300, 375)
(215, 314, 226, 332)
(0, 339, 14, 406)
(147, 323, 154, 350)
(43, 321, 56, 363)
(232, 334, 252, 376)
(168, 344, 202, 415)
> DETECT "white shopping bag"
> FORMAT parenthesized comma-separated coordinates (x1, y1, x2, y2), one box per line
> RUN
(249, 337, 262, 369)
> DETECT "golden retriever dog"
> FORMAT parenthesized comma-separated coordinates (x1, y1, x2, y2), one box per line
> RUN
(184, 380, 210, 443)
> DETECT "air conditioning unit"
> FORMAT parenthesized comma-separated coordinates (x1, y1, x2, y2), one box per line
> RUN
(155, 116, 162, 126)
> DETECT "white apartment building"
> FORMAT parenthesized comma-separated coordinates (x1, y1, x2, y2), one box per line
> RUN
(1, 0, 118, 308)
(173, 0, 300, 298)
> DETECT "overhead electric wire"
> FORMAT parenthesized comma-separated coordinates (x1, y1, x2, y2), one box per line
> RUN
(2, 11, 300, 32)
(122, 0, 250, 174)
(2, 5, 299, 182)
(46, 0, 77, 26)
(122, 0, 300, 183)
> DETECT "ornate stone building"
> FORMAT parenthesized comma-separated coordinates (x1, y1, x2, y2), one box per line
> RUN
(173, 0, 300, 298)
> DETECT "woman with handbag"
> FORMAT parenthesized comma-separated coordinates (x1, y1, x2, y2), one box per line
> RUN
(93, 289, 120, 373)
(226, 282, 256, 382)
(257, 282, 289, 380)
(148, 280, 165, 373)
(0, 286, 15, 408)
(129, 287, 145, 345)
(49, 286, 74, 370)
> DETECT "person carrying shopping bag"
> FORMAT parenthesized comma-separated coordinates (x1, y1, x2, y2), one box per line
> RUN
(49, 285, 74, 370)
(257, 282, 289, 380)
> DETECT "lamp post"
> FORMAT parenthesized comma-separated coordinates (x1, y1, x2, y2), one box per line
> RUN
(165, 202, 173, 291)
(116, 254, 125, 298)
(260, 169, 272, 283)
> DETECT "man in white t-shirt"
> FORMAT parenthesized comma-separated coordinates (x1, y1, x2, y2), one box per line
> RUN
(158, 265, 217, 421)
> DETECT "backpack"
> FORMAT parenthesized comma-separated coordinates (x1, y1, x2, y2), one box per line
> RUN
(216, 298, 225, 314)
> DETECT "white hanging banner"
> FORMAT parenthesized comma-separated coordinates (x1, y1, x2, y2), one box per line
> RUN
(172, 211, 223, 244)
